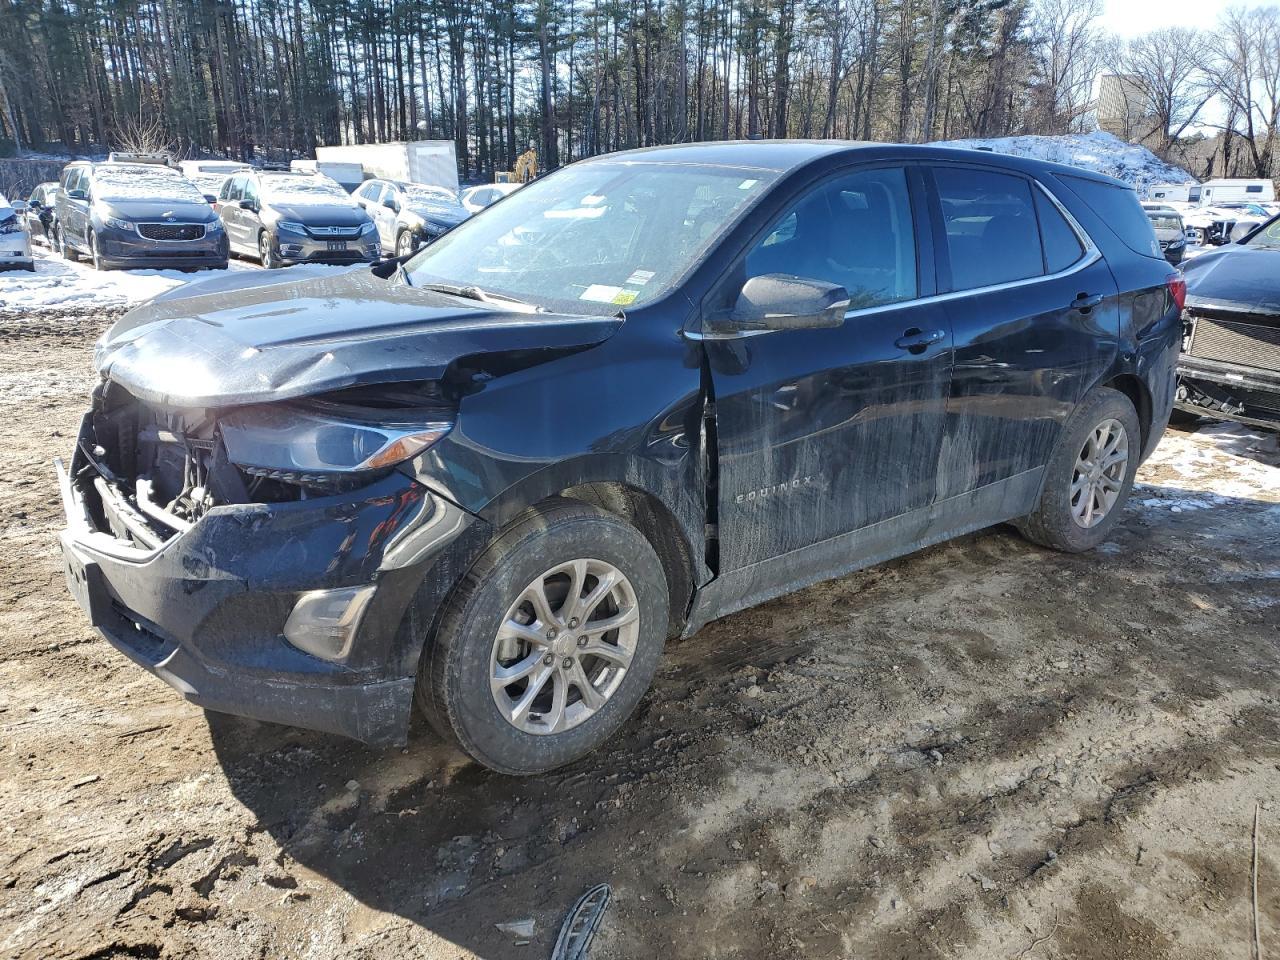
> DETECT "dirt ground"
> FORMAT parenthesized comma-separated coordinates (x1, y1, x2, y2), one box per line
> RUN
(1, 306, 1278, 960)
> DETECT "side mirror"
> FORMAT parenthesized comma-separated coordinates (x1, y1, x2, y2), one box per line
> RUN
(714, 274, 850, 334)
(382, 197, 397, 211)
(238, 198, 255, 211)
(67, 188, 88, 201)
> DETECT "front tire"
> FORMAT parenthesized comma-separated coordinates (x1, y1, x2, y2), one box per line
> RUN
(395, 229, 419, 257)
(1016, 387, 1141, 553)
(417, 499, 668, 775)
(57, 226, 80, 262)
(88, 230, 106, 271)
(258, 230, 280, 269)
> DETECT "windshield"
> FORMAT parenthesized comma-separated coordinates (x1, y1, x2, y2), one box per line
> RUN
(93, 165, 206, 204)
(260, 175, 352, 203)
(401, 184, 458, 206)
(1244, 215, 1280, 250)
(405, 161, 776, 313)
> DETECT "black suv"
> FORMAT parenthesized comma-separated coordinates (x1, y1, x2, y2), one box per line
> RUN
(1175, 213, 1280, 429)
(57, 143, 1181, 774)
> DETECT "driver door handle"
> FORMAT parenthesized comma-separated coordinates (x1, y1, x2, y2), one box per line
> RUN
(894, 328, 947, 353)
(1071, 292, 1104, 313)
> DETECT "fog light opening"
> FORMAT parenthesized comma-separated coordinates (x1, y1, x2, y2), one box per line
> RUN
(283, 584, 377, 661)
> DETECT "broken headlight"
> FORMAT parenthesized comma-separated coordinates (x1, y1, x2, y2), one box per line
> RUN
(219, 401, 452, 477)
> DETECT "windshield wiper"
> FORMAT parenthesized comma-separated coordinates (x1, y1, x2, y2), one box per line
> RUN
(416, 281, 538, 311)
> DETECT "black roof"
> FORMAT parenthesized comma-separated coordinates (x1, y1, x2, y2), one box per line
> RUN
(582, 140, 1131, 189)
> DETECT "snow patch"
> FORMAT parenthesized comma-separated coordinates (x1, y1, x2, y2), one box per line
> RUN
(935, 132, 1195, 194)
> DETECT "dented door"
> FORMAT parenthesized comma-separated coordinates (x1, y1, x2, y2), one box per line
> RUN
(705, 164, 954, 571)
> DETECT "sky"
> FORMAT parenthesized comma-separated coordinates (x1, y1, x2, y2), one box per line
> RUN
(1100, 0, 1275, 36)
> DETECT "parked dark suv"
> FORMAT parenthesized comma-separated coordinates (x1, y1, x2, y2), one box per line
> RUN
(1174, 213, 1280, 429)
(54, 161, 229, 270)
(57, 143, 1181, 774)
(217, 169, 379, 267)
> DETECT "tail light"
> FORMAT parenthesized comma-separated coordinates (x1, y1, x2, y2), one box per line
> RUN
(1167, 274, 1186, 311)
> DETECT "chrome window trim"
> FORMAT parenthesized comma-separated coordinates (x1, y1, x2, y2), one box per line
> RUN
(134, 222, 209, 242)
(688, 178, 1102, 340)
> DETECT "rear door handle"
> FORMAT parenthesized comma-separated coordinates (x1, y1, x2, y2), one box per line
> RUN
(894, 328, 947, 353)
(1071, 292, 1104, 313)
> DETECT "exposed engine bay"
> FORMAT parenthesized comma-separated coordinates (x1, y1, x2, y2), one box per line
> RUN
(75, 378, 458, 549)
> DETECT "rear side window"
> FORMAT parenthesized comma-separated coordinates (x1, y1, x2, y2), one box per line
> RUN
(1058, 174, 1160, 259)
(935, 167, 1043, 290)
(1034, 191, 1085, 273)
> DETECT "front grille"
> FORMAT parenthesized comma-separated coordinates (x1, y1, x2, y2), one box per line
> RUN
(1235, 388, 1280, 417)
(138, 222, 205, 241)
(305, 225, 360, 239)
(1188, 317, 1280, 371)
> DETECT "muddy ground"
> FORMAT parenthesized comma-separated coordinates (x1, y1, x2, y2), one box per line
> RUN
(1, 307, 1278, 960)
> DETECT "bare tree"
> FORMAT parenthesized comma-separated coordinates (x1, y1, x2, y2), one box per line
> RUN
(1028, 0, 1105, 134)
(1113, 27, 1212, 156)
(1204, 5, 1280, 178)
(112, 114, 172, 157)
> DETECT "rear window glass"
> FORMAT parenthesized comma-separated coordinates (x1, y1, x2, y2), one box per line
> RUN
(935, 167, 1044, 290)
(1035, 191, 1085, 273)
(1058, 174, 1160, 259)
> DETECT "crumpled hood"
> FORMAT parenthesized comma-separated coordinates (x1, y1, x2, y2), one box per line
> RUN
(1183, 245, 1280, 316)
(96, 268, 623, 408)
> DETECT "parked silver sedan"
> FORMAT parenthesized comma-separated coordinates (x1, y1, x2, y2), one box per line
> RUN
(353, 179, 469, 256)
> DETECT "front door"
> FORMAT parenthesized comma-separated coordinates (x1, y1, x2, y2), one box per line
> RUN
(704, 164, 954, 571)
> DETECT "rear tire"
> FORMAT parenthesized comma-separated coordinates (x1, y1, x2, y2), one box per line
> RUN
(1015, 387, 1141, 553)
(417, 499, 668, 775)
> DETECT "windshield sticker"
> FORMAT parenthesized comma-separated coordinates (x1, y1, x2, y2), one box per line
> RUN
(625, 269, 655, 286)
(612, 290, 638, 306)
(739, 179, 759, 190)
(581, 284, 623, 303)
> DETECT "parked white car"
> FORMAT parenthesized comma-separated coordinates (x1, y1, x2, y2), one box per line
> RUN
(460, 181, 523, 214)
(0, 196, 34, 272)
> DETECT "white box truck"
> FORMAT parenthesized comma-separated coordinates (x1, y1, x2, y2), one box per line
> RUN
(315, 141, 459, 196)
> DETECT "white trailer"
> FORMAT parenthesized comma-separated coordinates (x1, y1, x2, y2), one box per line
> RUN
(1147, 183, 1203, 204)
(289, 159, 366, 193)
(1198, 178, 1275, 204)
(315, 141, 459, 195)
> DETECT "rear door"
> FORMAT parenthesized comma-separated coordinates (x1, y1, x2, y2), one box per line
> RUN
(705, 163, 954, 570)
(925, 163, 1120, 500)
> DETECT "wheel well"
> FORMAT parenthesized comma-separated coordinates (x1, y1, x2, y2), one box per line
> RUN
(1102, 374, 1152, 450)
(555, 482, 695, 639)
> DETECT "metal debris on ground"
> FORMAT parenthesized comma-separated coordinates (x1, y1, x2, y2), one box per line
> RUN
(551, 883, 611, 960)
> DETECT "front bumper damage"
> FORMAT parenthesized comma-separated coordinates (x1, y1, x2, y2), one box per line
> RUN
(1175, 357, 1280, 429)
(57, 413, 482, 745)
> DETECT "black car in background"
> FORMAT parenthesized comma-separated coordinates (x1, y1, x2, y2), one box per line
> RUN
(23, 181, 59, 245)
(58, 142, 1181, 775)
(54, 161, 229, 270)
(1175, 214, 1280, 430)
(217, 169, 380, 268)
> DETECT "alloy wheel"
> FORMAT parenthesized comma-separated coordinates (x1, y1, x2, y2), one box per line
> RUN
(1070, 418, 1128, 529)
(259, 231, 277, 268)
(490, 558, 639, 735)
(396, 231, 416, 257)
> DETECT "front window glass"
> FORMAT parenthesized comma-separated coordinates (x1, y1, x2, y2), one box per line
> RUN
(401, 183, 457, 206)
(406, 161, 777, 314)
(1245, 215, 1280, 250)
(936, 167, 1044, 290)
(745, 167, 918, 309)
(259, 174, 350, 202)
(91, 165, 206, 204)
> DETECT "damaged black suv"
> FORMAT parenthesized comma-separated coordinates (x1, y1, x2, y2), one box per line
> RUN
(58, 142, 1182, 774)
